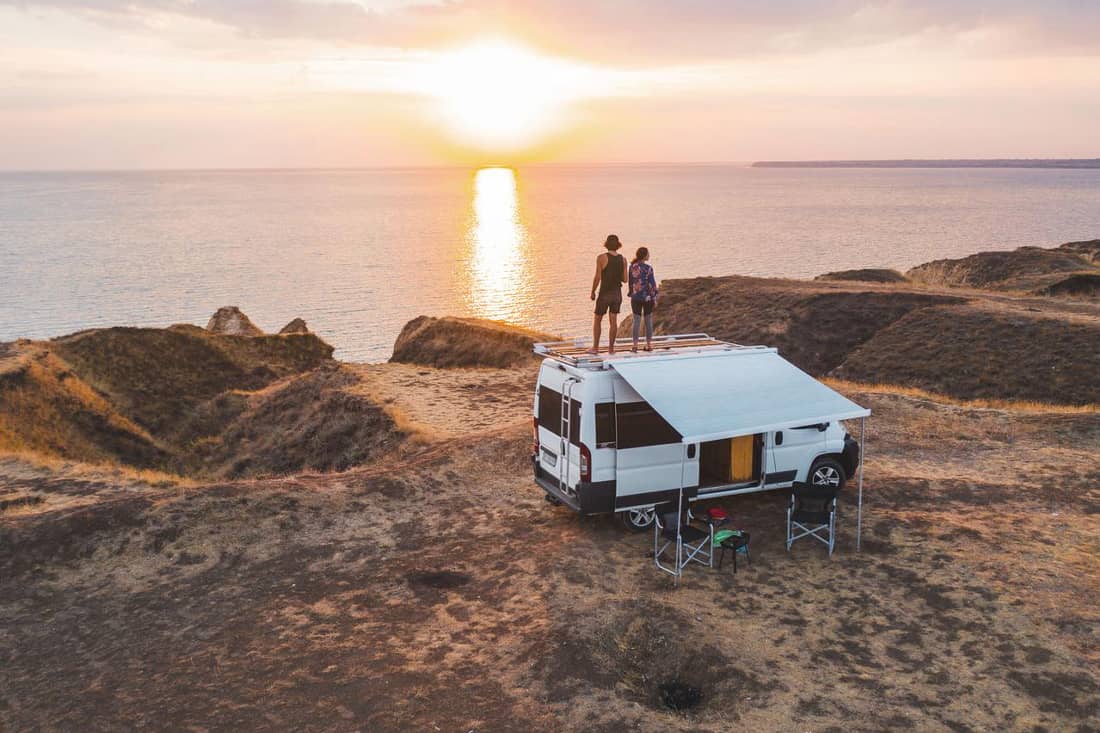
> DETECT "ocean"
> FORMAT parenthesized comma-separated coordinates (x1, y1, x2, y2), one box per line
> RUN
(1, 165, 1098, 361)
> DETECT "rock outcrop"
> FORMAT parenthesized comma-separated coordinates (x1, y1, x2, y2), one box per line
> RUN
(906, 240, 1100, 293)
(814, 268, 908, 284)
(278, 318, 310, 335)
(390, 316, 557, 368)
(206, 306, 263, 336)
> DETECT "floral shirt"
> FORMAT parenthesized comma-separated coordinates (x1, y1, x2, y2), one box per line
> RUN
(628, 262, 659, 303)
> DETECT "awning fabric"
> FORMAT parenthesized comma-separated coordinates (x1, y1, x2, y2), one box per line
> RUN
(610, 349, 870, 444)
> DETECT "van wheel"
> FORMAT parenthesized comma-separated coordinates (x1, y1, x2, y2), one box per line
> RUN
(621, 507, 656, 531)
(809, 457, 846, 490)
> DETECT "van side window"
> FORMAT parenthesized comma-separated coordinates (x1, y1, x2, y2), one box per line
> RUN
(538, 386, 581, 446)
(615, 401, 681, 449)
(595, 403, 616, 447)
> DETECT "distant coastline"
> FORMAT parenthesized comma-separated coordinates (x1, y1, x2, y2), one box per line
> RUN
(752, 158, 1100, 169)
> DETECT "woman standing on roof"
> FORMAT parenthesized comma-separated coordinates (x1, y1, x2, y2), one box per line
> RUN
(628, 246, 659, 352)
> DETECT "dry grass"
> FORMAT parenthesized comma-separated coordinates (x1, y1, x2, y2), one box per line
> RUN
(390, 315, 556, 368)
(649, 272, 1100, 405)
(814, 268, 908, 283)
(824, 377, 1100, 414)
(0, 449, 192, 488)
(181, 363, 403, 479)
(0, 346, 167, 467)
(347, 361, 535, 441)
(648, 275, 965, 375)
(52, 325, 333, 434)
(832, 300, 1100, 404)
(906, 244, 1097, 291)
(0, 326, 352, 480)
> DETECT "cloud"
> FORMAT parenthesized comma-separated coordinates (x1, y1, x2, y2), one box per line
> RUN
(5, 0, 1100, 62)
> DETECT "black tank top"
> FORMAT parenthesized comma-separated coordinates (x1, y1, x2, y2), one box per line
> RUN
(600, 253, 624, 293)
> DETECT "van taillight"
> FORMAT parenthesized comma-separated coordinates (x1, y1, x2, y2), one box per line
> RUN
(532, 417, 540, 456)
(580, 443, 591, 483)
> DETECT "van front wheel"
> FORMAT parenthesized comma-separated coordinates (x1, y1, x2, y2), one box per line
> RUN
(621, 507, 656, 531)
(809, 457, 846, 490)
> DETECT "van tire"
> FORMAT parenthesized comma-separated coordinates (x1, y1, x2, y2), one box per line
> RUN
(621, 507, 656, 531)
(809, 457, 846, 490)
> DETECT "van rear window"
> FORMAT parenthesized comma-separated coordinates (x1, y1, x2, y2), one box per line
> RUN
(538, 386, 580, 446)
(615, 401, 681, 449)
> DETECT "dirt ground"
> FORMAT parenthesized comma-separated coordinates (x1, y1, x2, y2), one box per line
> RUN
(2, 366, 1098, 732)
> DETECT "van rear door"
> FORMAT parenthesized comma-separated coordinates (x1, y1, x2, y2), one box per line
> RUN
(535, 368, 581, 493)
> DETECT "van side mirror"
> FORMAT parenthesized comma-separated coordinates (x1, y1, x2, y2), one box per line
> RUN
(775, 431, 783, 446)
(687, 444, 697, 459)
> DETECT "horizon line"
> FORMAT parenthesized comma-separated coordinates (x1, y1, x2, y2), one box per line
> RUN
(2, 156, 1099, 174)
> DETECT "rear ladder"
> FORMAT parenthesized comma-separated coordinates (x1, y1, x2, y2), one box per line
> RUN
(559, 378, 578, 497)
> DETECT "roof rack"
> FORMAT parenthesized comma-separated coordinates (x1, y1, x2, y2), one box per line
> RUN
(533, 333, 766, 368)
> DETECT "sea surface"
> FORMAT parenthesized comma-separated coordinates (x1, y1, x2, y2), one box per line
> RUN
(2, 165, 1098, 361)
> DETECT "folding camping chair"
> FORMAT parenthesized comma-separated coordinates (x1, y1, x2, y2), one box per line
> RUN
(786, 481, 841, 556)
(655, 501, 714, 582)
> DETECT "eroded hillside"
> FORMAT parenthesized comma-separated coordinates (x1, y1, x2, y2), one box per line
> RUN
(643, 274, 1100, 405)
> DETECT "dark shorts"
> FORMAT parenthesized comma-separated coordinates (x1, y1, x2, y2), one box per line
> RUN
(594, 290, 622, 316)
(630, 299, 655, 316)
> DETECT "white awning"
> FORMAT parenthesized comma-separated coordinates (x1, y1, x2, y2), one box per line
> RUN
(611, 349, 870, 443)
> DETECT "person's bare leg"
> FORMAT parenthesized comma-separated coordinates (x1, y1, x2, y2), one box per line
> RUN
(588, 313, 601, 354)
(608, 313, 619, 354)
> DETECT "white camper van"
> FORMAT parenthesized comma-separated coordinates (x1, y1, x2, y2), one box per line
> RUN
(532, 334, 868, 530)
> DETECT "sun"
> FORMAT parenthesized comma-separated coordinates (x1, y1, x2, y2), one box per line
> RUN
(428, 41, 584, 152)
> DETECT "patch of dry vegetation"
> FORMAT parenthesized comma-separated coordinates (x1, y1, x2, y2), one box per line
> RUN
(0, 344, 167, 467)
(390, 315, 556, 368)
(0, 325, 405, 480)
(1040, 272, 1100, 299)
(906, 239, 1100, 297)
(650, 270, 1100, 406)
(823, 378, 1100, 414)
(832, 301, 1100, 404)
(52, 325, 333, 433)
(183, 364, 403, 478)
(648, 275, 964, 374)
(814, 268, 908, 283)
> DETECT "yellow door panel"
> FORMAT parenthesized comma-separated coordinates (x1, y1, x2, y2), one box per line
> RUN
(730, 434, 756, 482)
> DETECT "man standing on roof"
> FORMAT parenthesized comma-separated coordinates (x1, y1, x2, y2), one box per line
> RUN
(589, 234, 628, 355)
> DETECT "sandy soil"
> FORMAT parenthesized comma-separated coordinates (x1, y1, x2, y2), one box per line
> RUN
(1, 369, 1098, 732)
(347, 362, 535, 440)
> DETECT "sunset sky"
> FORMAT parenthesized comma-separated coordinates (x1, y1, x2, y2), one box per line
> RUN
(2, 1, 1099, 169)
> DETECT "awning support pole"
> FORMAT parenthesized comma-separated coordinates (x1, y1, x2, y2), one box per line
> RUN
(675, 452, 686, 586)
(857, 416, 866, 552)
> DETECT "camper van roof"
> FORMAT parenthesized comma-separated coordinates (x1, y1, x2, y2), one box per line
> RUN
(533, 333, 766, 368)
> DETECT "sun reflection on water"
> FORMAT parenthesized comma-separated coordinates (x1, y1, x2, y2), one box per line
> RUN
(464, 167, 533, 322)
